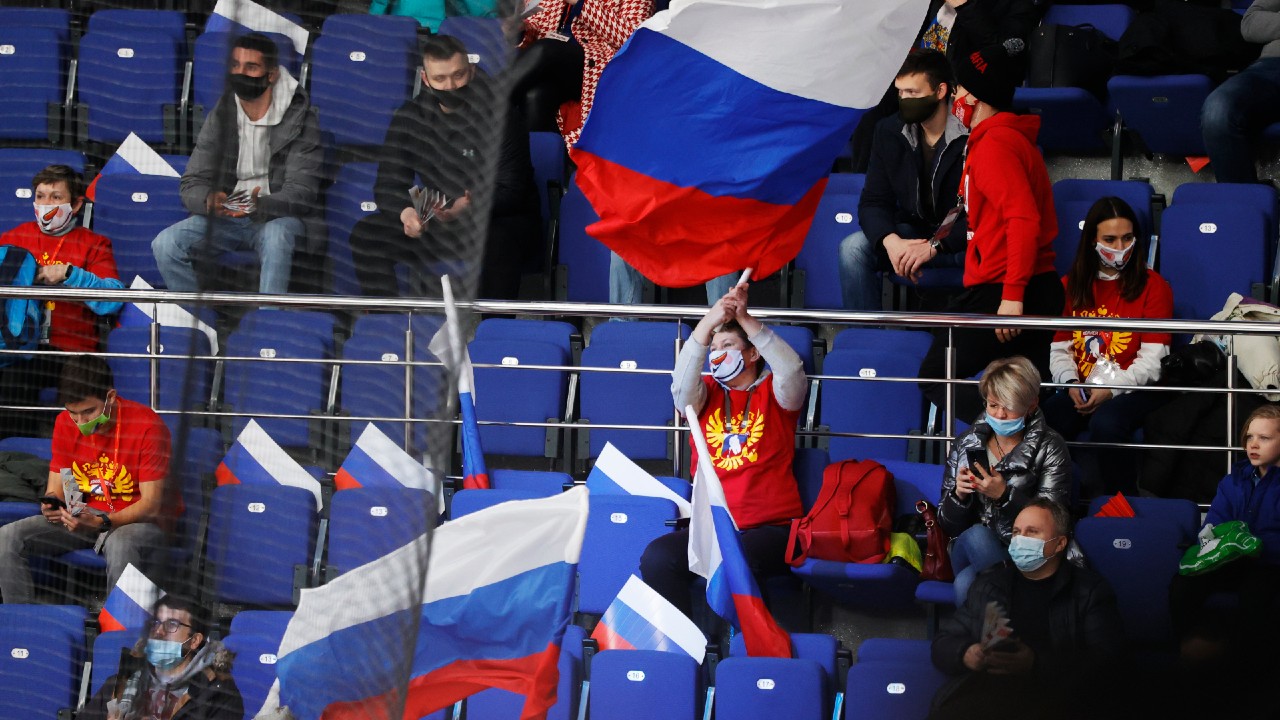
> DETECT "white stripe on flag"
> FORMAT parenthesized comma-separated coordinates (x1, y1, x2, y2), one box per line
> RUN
(128, 277, 220, 355)
(647, 0, 929, 108)
(115, 133, 179, 177)
(115, 563, 164, 607)
(352, 423, 445, 514)
(684, 404, 729, 581)
(236, 419, 323, 510)
(594, 442, 691, 518)
(616, 575, 706, 661)
(427, 276, 475, 397)
(211, 0, 309, 53)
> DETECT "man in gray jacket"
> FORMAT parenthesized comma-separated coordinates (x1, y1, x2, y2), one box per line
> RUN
(1201, 0, 1280, 184)
(152, 33, 322, 295)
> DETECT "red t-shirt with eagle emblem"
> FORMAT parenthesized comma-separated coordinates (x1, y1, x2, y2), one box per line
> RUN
(51, 397, 175, 517)
(693, 376, 804, 529)
(1053, 270, 1174, 377)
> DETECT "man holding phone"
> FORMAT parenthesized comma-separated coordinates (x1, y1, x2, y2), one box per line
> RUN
(929, 500, 1126, 719)
(0, 355, 172, 603)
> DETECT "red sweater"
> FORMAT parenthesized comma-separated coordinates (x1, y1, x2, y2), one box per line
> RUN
(1054, 270, 1174, 376)
(960, 113, 1058, 302)
(692, 376, 804, 529)
(51, 397, 176, 517)
(0, 223, 120, 352)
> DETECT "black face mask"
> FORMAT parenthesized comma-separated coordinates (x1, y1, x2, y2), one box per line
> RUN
(227, 72, 271, 101)
(898, 94, 941, 125)
(429, 84, 471, 111)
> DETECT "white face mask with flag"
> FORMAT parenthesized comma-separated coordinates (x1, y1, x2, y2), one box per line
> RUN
(708, 347, 746, 383)
(34, 202, 75, 235)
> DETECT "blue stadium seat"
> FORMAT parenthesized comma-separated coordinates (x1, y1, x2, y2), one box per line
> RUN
(715, 657, 825, 720)
(106, 325, 214, 411)
(86, 10, 186, 44)
(88, 630, 137, 698)
(1159, 203, 1267, 320)
(207, 483, 318, 607)
(229, 608, 295, 640)
(843, 658, 946, 720)
(793, 173, 863, 309)
(472, 317, 577, 359)
(793, 446, 831, 511)
(76, 31, 182, 145)
(339, 313, 444, 452)
(0, 7, 70, 39)
(769, 324, 818, 374)
(0, 149, 85, 234)
(1050, 179, 1154, 278)
(1075, 516, 1182, 646)
(877, 459, 945, 506)
(327, 486, 435, 577)
(578, 494, 677, 615)
(0, 27, 66, 144)
(449, 487, 550, 518)
(459, 624, 584, 720)
(822, 348, 924, 462)
(326, 162, 379, 297)
(1171, 182, 1279, 277)
(590, 649, 698, 720)
(831, 327, 933, 358)
(224, 309, 337, 451)
(1108, 74, 1213, 156)
(855, 638, 932, 665)
(490, 468, 570, 496)
(438, 17, 512, 76)
(529, 131, 567, 237)
(1086, 494, 1201, 545)
(556, 175, 610, 302)
(309, 14, 419, 147)
(470, 337, 568, 459)
(578, 321, 691, 464)
(224, 630, 289, 718)
(90, 172, 189, 287)
(0, 604, 86, 717)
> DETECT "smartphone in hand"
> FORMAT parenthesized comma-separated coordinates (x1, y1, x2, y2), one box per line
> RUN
(38, 495, 66, 510)
(965, 448, 990, 476)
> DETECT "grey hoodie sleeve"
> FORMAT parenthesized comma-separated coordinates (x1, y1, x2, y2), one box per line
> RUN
(672, 335, 709, 416)
(750, 325, 806, 412)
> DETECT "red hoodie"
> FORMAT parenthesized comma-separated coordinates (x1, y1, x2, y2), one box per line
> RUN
(960, 113, 1057, 302)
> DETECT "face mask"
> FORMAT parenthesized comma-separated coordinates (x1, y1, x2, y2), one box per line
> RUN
(951, 94, 976, 130)
(1095, 241, 1135, 271)
(708, 347, 746, 384)
(34, 203, 74, 235)
(985, 413, 1025, 437)
(429, 84, 470, 111)
(1009, 534, 1059, 573)
(76, 401, 111, 437)
(145, 638, 188, 670)
(227, 72, 271, 101)
(899, 95, 941, 125)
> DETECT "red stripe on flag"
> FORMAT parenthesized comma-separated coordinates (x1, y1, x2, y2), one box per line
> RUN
(214, 462, 240, 487)
(98, 611, 126, 634)
(462, 472, 490, 491)
(732, 593, 792, 658)
(333, 468, 361, 492)
(393, 643, 561, 720)
(570, 149, 826, 288)
(590, 621, 637, 652)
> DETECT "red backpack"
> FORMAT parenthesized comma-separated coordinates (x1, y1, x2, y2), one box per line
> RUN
(785, 459, 896, 566)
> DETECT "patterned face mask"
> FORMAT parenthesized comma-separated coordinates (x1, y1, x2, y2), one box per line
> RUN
(708, 347, 745, 383)
(34, 203, 74, 234)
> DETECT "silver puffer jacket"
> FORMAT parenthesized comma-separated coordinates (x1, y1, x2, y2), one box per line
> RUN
(937, 408, 1072, 543)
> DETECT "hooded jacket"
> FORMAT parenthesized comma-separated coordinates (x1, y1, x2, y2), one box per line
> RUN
(960, 112, 1057, 302)
(1207, 460, 1280, 566)
(938, 408, 1072, 543)
(179, 78, 324, 254)
(79, 640, 243, 720)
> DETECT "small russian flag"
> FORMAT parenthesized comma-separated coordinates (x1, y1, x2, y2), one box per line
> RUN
(586, 442, 691, 518)
(336, 423, 443, 511)
(427, 276, 489, 490)
(84, 133, 180, 202)
(204, 0, 309, 55)
(99, 563, 163, 633)
(215, 419, 323, 510)
(591, 575, 706, 663)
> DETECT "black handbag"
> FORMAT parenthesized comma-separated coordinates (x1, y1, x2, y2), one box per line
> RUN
(1159, 340, 1226, 387)
(1027, 23, 1118, 100)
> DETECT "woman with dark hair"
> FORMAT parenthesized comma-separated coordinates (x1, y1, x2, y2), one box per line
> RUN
(1043, 196, 1173, 497)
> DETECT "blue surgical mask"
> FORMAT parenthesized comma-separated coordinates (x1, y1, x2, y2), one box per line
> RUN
(1009, 534, 1059, 572)
(145, 638, 188, 669)
(985, 413, 1025, 437)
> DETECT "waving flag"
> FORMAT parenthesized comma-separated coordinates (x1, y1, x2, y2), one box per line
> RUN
(117, 277, 221, 354)
(428, 275, 489, 490)
(684, 405, 791, 658)
(216, 419, 323, 510)
(336, 423, 444, 513)
(591, 575, 706, 663)
(99, 563, 163, 633)
(570, 0, 928, 287)
(258, 488, 589, 720)
(587, 441, 692, 518)
(84, 133, 180, 201)
(204, 0, 309, 54)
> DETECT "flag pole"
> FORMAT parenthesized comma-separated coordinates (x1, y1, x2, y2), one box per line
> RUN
(440, 274, 468, 394)
(736, 268, 753, 286)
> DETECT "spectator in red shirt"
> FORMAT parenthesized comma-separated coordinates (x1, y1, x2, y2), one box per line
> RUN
(0, 165, 123, 437)
(0, 355, 173, 603)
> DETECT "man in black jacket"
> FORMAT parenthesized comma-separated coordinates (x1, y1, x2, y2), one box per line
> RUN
(349, 35, 540, 299)
(838, 49, 968, 311)
(929, 499, 1126, 720)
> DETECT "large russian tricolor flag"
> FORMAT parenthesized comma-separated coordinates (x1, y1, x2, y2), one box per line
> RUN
(259, 488, 589, 720)
(204, 0, 309, 55)
(215, 419, 323, 510)
(336, 423, 444, 513)
(684, 405, 791, 658)
(586, 442, 692, 518)
(427, 276, 489, 490)
(591, 575, 706, 663)
(570, 0, 928, 287)
(99, 563, 163, 634)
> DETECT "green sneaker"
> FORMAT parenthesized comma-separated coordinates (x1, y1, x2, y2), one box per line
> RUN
(1179, 521, 1262, 576)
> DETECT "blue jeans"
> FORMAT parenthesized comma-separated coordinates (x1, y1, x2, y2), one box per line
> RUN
(951, 523, 1008, 606)
(153, 215, 302, 294)
(838, 225, 965, 311)
(609, 251, 738, 306)
(1202, 57, 1280, 184)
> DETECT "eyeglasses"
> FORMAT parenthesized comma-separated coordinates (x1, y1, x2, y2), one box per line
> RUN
(150, 619, 193, 635)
